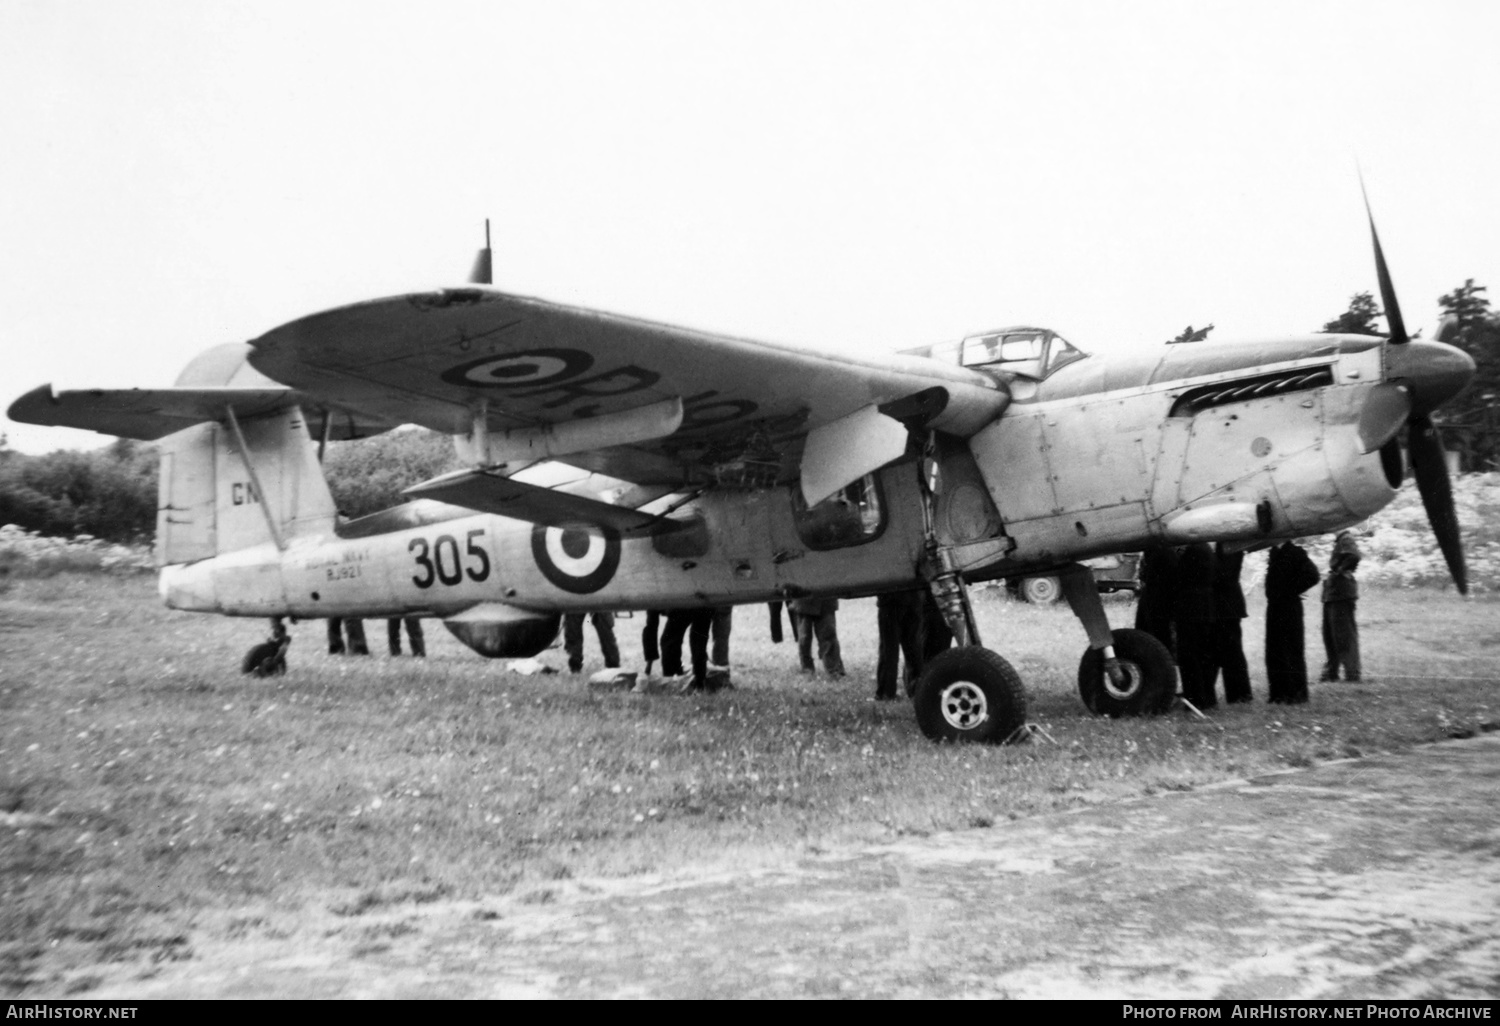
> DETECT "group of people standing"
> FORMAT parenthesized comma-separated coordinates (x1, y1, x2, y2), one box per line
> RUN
(321, 529, 1362, 708)
(327, 616, 425, 657)
(1135, 531, 1362, 707)
(1135, 542, 1252, 708)
(638, 607, 734, 692)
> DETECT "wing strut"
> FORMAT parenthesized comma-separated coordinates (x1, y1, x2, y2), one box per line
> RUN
(224, 405, 286, 552)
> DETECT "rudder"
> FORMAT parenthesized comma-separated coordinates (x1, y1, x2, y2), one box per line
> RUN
(156, 406, 337, 564)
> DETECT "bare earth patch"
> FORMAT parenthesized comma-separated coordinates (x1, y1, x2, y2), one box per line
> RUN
(3, 575, 1497, 996)
(61, 735, 1500, 999)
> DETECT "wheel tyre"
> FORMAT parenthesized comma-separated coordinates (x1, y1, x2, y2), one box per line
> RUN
(1021, 576, 1062, 604)
(914, 647, 1028, 744)
(1077, 628, 1176, 717)
(241, 641, 281, 676)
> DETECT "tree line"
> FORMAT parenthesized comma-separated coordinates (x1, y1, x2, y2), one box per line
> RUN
(4, 278, 1497, 544)
(0, 428, 457, 544)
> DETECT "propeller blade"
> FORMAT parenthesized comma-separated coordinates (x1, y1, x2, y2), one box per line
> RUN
(1408, 413, 1467, 594)
(1360, 177, 1408, 344)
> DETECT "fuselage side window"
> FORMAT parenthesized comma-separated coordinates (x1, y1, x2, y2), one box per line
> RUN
(960, 330, 1048, 378)
(908, 326, 1089, 379)
(962, 334, 1001, 366)
(1046, 335, 1086, 375)
(791, 474, 886, 551)
(999, 334, 1045, 362)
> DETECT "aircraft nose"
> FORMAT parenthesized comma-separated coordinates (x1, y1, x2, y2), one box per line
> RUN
(1386, 339, 1476, 415)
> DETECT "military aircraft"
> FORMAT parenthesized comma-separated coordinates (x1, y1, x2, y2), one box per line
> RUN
(8, 206, 1475, 743)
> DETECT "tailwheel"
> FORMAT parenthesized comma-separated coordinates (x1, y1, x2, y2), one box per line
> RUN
(241, 619, 290, 677)
(913, 647, 1028, 743)
(1077, 628, 1175, 717)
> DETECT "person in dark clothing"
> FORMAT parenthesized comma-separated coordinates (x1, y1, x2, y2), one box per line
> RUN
(659, 608, 694, 678)
(641, 610, 662, 675)
(1265, 540, 1321, 704)
(654, 607, 703, 688)
(767, 601, 785, 644)
(921, 590, 954, 665)
(1172, 543, 1217, 708)
(1210, 543, 1251, 703)
(563, 611, 620, 674)
(1134, 546, 1179, 658)
(327, 617, 369, 656)
(876, 589, 925, 700)
(1319, 530, 1363, 683)
(682, 608, 713, 689)
(659, 610, 687, 673)
(387, 616, 425, 657)
(657, 607, 727, 691)
(702, 606, 733, 689)
(789, 596, 844, 677)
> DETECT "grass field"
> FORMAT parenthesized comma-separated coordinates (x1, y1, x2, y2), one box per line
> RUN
(3, 573, 1498, 994)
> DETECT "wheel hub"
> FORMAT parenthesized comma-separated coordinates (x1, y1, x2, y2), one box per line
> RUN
(939, 680, 990, 731)
(1102, 659, 1143, 701)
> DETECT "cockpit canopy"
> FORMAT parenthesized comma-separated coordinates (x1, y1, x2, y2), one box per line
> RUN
(901, 326, 1087, 380)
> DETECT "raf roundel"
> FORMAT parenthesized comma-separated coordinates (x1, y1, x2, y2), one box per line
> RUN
(441, 348, 593, 389)
(531, 523, 621, 594)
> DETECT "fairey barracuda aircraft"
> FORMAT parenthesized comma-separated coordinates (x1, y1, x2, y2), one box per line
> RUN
(9, 210, 1475, 743)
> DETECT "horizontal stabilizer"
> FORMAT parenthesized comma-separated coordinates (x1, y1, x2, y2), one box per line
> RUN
(405, 467, 662, 536)
(7, 384, 398, 442)
(8, 385, 298, 441)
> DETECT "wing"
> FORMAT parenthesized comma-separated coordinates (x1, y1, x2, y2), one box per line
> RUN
(247, 287, 1010, 502)
(7, 384, 400, 441)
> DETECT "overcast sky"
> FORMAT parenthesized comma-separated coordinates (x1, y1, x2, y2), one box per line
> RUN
(3, 0, 1497, 453)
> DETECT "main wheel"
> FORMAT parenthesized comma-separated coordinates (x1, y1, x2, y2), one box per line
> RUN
(1021, 576, 1062, 604)
(1077, 628, 1175, 717)
(913, 647, 1028, 744)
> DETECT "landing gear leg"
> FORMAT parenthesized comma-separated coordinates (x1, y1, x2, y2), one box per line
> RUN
(241, 617, 291, 677)
(912, 533, 1028, 743)
(925, 540, 983, 649)
(1062, 564, 1175, 715)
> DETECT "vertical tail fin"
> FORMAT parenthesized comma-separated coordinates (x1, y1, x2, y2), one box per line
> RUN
(156, 406, 336, 564)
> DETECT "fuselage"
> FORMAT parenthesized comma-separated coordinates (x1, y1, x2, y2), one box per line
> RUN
(159, 331, 1442, 621)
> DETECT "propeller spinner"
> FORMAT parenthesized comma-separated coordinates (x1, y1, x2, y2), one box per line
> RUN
(1362, 185, 1476, 593)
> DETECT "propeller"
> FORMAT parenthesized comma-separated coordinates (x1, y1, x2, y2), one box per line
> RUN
(1360, 179, 1473, 593)
(1362, 178, 1408, 345)
(1408, 412, 1466, 593)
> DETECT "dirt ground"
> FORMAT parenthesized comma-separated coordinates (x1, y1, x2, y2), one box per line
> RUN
(67, 733, 1500, 999)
